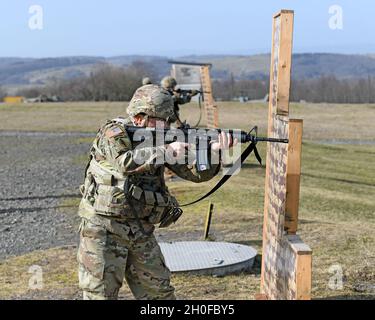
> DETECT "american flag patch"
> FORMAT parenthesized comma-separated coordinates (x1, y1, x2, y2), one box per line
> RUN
(105, 127, 123, 138)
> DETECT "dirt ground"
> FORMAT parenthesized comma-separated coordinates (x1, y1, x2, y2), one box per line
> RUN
(0, 101, 374, 300)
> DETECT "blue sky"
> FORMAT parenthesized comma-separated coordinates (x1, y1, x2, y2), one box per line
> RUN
(0, 0, 374, 57)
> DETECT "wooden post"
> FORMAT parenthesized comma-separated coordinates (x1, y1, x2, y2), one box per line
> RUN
(284, 119, 303, 234)
(254, 293, 268, 300)
(276, 11, 294, 116)
(296, 251, 312, 300)
(287, 235, 312, 300)
(296, 250, 312, 300)
(200, 65, 219, 128)
(203, 202, 214, 240)
(260, 9, 294, 295)
(170, 64, 176, 78)
(259, 10, 312, 300)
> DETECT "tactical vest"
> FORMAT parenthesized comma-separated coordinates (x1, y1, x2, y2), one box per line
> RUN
(78, 118, 179, 226)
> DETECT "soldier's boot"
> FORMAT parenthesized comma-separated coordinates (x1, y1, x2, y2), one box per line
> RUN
(125, 234, 176, 300)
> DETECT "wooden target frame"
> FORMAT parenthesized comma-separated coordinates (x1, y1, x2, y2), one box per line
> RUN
(258, 10, 312, 300)
(200, 65, 219, 128)
(169, 61, 219, 128)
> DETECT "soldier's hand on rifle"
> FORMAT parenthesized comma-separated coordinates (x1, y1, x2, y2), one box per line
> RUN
(190, 90, 199, 97)
(211, 132, 238, 152)
(166, 142, 189, 160)
(173, 89, 182, 96)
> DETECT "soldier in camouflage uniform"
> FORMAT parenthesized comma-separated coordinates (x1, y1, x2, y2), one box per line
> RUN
(160, 76, 199, 127)
(77, 84, 233, 300)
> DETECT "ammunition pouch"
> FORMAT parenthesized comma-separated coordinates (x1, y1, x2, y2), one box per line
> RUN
(93, 184, 130, 217)
(159, 206, 183, 228)
(80, 158, 183, 227)
(127, 183, 183, 227)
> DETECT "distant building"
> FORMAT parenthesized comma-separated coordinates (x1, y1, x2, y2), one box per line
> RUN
(233, 96, 249, 103)
(25, 95, 63, 103)
(3, 96, 24, 103)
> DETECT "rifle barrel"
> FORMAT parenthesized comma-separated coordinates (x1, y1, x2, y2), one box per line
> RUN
(254, 137, 289, 143)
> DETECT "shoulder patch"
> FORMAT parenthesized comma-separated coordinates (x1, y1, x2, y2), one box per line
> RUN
(105, 127, 123, 138)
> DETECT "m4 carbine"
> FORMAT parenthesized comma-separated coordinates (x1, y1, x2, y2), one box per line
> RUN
(124, 125, 288, 172)
(174, 88, 202, 96)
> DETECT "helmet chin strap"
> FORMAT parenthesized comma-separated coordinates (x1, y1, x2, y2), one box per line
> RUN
(166, 115, 174, 125)
(144, 115, 149, 127)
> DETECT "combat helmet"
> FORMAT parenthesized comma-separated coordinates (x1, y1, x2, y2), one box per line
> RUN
(161, 76, 177, 90)
(142, 77, 152, 85)
(127, 84, 175, 121)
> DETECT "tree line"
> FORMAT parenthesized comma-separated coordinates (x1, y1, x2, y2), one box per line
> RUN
(213, 75, 375, 104)
(3, 64, 375, 104)
(0, 86, 7, 100)
(14, 61, 157, 102)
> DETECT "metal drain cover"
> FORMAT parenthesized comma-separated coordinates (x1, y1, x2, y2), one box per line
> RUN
(159, 241, 257, 276)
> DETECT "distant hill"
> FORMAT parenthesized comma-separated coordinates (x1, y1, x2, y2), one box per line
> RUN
(0, 56, 105, 86)
(2, 53, 375, 90)
(182, 53, 375, 79)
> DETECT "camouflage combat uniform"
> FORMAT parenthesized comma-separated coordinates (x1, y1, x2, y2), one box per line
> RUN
(77, 85, 220, 300)
(160, 76, 197, 126)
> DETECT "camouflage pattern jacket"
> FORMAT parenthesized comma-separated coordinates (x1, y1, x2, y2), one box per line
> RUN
(78, 118, 220, 236)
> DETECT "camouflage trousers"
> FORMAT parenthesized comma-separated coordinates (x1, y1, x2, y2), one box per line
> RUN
(77, 215, 175, 300)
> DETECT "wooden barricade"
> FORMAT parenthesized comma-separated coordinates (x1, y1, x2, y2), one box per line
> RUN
(258, 10, 312, 300)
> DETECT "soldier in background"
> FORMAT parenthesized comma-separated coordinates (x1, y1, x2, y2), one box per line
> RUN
(77, 84, 234, 300)
(160, 76, 199, 127)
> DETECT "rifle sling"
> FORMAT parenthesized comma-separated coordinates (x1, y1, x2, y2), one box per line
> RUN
(180, 142, 261, 207)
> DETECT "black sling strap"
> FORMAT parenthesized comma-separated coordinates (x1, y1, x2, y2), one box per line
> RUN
(180, 141, 262, 207)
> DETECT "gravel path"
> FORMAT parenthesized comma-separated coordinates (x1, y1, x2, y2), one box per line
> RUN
(0, 131, 92, 260)
(0, 131, 193, 261)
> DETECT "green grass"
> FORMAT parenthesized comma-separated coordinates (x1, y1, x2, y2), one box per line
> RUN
(1, 101, 375, 142)
(0, 246, 78, 299)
